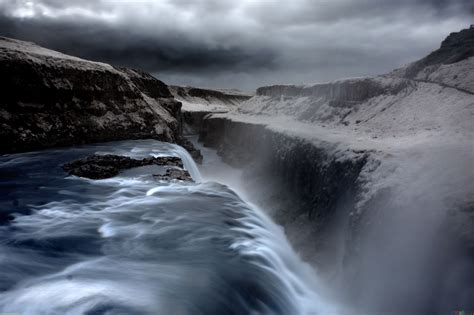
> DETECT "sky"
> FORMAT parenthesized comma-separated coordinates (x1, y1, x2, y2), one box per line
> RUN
(0, 0, 472, 91)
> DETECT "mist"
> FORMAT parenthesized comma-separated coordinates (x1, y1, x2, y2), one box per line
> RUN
(1, 1, 473, 314)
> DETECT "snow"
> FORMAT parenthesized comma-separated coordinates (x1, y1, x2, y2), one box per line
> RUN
(179, 99, 236, 113)
(207, 57, 474, 220)
(413, 56, 474, 93)
(0, 36, 118, 73)
(234, 78, 473, 144)
(169, 86, 252, 113)
(203, 60, 474, 310)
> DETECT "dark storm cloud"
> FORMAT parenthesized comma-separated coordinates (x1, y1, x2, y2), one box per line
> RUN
(0, 12, 276, 72)
(0, 0, 472, 90)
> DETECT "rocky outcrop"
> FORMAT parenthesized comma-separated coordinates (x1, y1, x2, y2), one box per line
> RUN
(391, 27, 474, 93)
(0, 36, 200, 158)
(401, 27, 474, 79)
(62, 154, 191, 181)
(153, 168, 193, 181)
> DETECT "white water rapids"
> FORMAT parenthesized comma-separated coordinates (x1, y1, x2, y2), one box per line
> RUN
(0, 140, 339, 315)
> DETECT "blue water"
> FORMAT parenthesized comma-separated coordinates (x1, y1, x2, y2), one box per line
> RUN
(0, 140, 333, 315)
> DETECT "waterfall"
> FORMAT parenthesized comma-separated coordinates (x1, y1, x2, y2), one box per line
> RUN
(0, 139, 338, 315)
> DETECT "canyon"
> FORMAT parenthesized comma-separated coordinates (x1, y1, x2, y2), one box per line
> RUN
(186, 27, 474, 313)
(0, 27, 473, 314)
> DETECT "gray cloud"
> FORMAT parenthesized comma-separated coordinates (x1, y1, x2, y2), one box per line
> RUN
(0, 0, 472, 90)
(0, 13, 277, 73)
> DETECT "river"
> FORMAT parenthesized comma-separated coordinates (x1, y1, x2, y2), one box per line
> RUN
(0, 139, 338, 315)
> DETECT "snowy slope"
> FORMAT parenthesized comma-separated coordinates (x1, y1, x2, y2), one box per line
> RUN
(233, 28, 473, 144)
(203, 28, 474, 312)
(236, 71, 472, 143)
(0, 36, 117, 72)
(169, 85, 252, 113)
(217, 27, 474, 215)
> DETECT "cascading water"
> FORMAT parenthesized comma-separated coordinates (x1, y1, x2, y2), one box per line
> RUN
(0, 140, 338, 315)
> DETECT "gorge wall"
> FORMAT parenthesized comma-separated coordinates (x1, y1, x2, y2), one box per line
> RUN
(169, 85, 252, 135)
(193, 27, 474, 314)
(0, 36, 200, 159)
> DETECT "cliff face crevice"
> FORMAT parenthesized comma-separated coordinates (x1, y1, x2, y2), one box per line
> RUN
(200, 115, 367, 228)
(0, 36, 199, 157)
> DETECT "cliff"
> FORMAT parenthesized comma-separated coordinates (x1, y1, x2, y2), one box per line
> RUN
(198, 27, 474, 313)
(169, 85, 252, 112)
(235, 28, 473, 136)
(0, 36, 199, 158)
(170, 85, 252, 134)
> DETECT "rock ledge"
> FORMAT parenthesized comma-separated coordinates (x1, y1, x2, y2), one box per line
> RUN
(63, 154, 192, 181)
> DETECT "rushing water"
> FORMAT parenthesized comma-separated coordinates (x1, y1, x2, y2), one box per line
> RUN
(0, 140, 335, 315)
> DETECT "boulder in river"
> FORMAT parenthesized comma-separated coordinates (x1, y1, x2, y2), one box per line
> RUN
(153, 168, 193, 182)
(62, 154, 191, 180)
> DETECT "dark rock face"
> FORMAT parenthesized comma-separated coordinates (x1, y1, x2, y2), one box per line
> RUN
(182, 111, 213, 135)
(199, 115, 369, 276)
(0, 37, 199, 159)
(177, 137, 203, 163)
(62, 154, 186, 180)
(153, 168, 192, 181)
(403, 27, 474, 78)
(200, 115, 366, 223)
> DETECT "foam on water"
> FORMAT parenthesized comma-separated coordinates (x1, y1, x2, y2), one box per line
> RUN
(0, 140, 337, 314)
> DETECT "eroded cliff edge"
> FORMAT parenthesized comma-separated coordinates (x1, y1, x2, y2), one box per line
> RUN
(196, 27, 474, 313)
(0, 36, 200, 160)
(169, 85, 252, 135)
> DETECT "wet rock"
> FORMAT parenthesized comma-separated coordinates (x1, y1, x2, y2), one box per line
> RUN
(62, 154, 183, 179)
(153, 168, 193, 181)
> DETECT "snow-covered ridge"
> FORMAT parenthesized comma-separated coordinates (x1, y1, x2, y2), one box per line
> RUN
(392, 56, 474, 94)
(237, 73, 473, 142)
(234, 28, 474, 143)
(170, 85, 252, 113)
(255, 76, 407, 99)
(0, 36, 116, 72)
